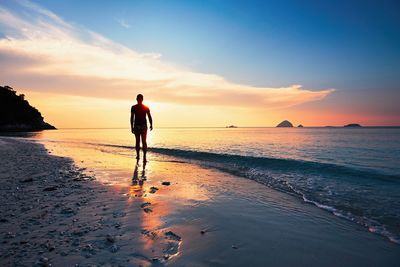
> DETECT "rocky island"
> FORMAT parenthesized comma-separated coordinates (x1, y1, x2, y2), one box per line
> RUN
(0, 85, 56, 132)
(344, 123, 362, 128)
(276, 120, 293, 127)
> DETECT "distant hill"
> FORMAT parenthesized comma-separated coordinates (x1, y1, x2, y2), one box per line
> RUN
(276, 120, 293, 127)
(0, 85, 56, 132)
(344, 123, 362, 128)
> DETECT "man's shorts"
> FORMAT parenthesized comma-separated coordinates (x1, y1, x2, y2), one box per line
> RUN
(133, 124, 148, 135)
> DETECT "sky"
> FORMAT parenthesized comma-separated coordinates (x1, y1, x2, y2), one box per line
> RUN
(0, 0, 399, 127)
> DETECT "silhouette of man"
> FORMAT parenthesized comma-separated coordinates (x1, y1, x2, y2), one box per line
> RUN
(130, 94, 153, 161)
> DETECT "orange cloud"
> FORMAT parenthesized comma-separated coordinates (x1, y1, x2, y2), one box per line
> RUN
(0, 0, 334, 110)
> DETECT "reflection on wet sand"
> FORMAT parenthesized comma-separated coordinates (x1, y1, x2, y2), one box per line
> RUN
(31, 137, 213, 264)
(130, 160, 146, 196)
(126, 158, 184, 263)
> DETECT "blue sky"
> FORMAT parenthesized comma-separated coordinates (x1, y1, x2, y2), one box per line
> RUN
(0, 0, 399, 126)
(30, 0, 400, 90)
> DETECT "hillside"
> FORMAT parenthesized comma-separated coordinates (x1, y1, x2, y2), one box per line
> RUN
(0, 85, 56, 132)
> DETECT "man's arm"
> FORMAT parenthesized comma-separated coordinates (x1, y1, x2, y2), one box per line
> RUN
(147, 109, 153, 131)
(130, 106, 135, 133)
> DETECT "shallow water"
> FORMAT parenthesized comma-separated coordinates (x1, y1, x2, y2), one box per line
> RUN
(5, 127, 400, 244)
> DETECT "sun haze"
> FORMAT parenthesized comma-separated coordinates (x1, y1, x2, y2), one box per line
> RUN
(1, 0, 399, 127)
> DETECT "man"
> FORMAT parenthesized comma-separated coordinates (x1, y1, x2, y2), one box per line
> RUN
(130, 94, 153, 161)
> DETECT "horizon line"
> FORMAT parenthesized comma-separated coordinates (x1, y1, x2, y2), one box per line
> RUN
(55, 126, 400, 130)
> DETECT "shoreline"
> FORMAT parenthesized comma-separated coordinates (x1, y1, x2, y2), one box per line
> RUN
(0, 138, 155, 266)
(1, 137, 400, 266)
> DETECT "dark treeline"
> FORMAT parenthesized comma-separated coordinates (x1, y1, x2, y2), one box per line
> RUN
(0, 85, 56, 132)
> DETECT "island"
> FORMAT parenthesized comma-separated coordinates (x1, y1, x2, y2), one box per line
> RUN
(344, 123, 362, 128)
(0, 85, 56, 132)
(297, 124, 304, 128)
(276, 120, 293, 127)
(226, 125, 238, 128)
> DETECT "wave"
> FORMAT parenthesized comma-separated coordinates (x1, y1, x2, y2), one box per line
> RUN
(21, 138, 400, 180)
(147, 146, 400, 244)
(32, 139, 400, 244)
(147, 147, 400, 181)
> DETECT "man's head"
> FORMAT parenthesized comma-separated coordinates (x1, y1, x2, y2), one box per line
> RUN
(136, 94, 143, 104)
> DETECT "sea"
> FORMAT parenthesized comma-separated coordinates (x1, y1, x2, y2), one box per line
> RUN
(5, 127, 400, 244)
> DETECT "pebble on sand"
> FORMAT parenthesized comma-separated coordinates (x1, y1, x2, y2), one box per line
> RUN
(143, 207, 153, 213)
(140, 202, 151, 208)
(110, 244, 119, 253)
(36, 256, 51, 267)
(106, 234, 116, 243)
(149, 186, 159, 193)
(43, 186, 57, 191)
(161, 181, 171, 186)
(165, 231, 182, 241)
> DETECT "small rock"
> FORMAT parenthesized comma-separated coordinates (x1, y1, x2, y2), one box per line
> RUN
(106, 234, 115, 243)
(232, 245, 238, 249)
(46, 242, 55, 251)
(36, 256, 51, 267)
(110, 244, 119, 253)
(161, 181, 170, 186)
(165, 231, 181, 241)
(143, 208, 152, 213)
(21, 178, 33, 183)
(83, 243, 94, 252)
(149, 186, 159, 194)
(112, 211, 126, 218)
(43, 186, 57, 192)
(200, 230, 206, 235)
(141, 229, 157, 239)
(140, 202, 151, 208)
(60, 251, 68, 256)
(61, 208, 75, 215)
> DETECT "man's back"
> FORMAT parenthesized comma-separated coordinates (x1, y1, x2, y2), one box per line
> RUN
(131, 104, 149, 126)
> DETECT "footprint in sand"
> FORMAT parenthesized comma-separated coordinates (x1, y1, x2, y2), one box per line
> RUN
(140, 202, 153, 213)
(139, 229, 182, 262)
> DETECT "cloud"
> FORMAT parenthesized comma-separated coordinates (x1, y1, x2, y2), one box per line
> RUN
(115, 18, 131, 29)
(0, 0, 334, 109)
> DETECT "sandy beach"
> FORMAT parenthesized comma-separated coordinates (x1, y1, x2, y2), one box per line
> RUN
(1, 136, 400, 267)
(2, 0, 400, 265)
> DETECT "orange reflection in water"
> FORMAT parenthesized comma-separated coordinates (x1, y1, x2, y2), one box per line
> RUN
(36, 133, 215, 259)
(126, 159, 177, 255)
(124, 156, 215, 256)
(129, 160, 147, 197)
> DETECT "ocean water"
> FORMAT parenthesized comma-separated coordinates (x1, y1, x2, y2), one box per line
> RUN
(7, 127, 400, 244)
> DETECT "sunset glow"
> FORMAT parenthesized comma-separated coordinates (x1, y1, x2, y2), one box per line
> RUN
(1, 0, 399, 127)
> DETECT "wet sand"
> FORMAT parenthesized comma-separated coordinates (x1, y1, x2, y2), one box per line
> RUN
(1, 137, 399, 266)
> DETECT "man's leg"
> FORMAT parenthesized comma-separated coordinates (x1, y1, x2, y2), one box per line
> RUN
(141, 131, 148, 161)
(135, 133, 141, 159)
